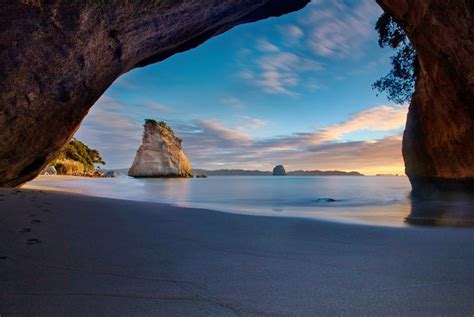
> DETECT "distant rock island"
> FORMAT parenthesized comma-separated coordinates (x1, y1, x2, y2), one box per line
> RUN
(273, 165, 286, 176)
(129, 119, 193, 178)
(193, 169, 363, 176)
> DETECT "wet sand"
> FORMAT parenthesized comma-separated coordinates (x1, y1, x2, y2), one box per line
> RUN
(0, 188, 473, 316)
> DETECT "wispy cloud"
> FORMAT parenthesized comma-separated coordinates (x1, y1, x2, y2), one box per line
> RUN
(236, 1, 380, 96)
(80, 96, 139, 131)
(145, 102, 175, 113)
(245, 51, 322, 96)
(189, 119, 253, 148)
(235, 115, 268, 129)
(176, 104, 407, 174)
(180, 124, 403, 174)
(315, 104, 408, 142)
(113, 76, 138, 90)
(253, 104, 408, 150)
(285, 135, 404, 175)
(303, 1, 380, 58)
(256, 38, 280, 52)
(220, 96, 246, 108)
(280, 24, 304, 42)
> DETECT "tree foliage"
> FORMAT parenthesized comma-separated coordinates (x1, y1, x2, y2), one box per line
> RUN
(372, 13, 418, 104)
(53, 138, 105, 173)
(145, 118, 172, 131)
(145, 118, 158, 125)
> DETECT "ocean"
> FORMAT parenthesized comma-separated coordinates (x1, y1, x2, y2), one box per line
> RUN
(29, 175, 415, 226)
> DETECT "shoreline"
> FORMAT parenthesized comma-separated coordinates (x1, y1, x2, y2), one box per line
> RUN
(25, 175, 412, 228)
(0, 187, 473, 315)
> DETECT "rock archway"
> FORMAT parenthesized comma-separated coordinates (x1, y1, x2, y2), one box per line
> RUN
(0, 0, 473, 192)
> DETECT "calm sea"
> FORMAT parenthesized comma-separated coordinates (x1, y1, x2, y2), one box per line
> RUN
(29, 176, 414, 226)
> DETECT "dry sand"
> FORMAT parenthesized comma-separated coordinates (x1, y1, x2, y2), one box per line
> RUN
(0, 188, 473, 316)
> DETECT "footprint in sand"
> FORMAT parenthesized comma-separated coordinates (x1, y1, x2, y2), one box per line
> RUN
(20, 228, 32, 233)
(0, 256, 8, 260)
(31, 219, 41, 224)
(26, 238, 41, 245)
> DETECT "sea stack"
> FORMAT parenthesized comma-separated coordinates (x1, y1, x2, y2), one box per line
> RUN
(129, 120, 192, 178)
(273, 165, 286, 176)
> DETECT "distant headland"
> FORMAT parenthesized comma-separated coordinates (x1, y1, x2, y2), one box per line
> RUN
(193, 168, 364, 176)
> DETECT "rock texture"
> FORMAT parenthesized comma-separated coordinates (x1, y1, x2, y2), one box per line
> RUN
(0, 0, 310, 187)
(377, 0, 474, 193)
(129, 121, 192, 178)
(105, 170, 120, 178)
(273, 165, 286, 176)
(40, 166, 57, 176)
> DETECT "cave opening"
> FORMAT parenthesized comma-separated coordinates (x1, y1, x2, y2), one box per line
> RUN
(1, 1, 473, 224)
(78, 1, 409, 178)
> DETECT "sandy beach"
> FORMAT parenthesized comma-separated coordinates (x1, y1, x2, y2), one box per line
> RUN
(0, 188, 473, 316)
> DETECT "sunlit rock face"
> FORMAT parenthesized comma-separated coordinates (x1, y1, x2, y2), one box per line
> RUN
(377, 0, 474, 193)
(129, 121, 192, 178)
(0, 0, 310, 187)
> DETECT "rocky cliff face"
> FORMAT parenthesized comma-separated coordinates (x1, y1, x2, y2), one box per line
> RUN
(377, 0, 474, 193)
(0, 0, 309, 187)
(129, 121, 192, 178)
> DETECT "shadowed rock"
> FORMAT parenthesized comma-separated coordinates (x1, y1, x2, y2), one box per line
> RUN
(377, 0, 474, 193)
(272, 165, 286, 176)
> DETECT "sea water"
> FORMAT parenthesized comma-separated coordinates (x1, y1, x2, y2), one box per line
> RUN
(29, 176, 414, 226)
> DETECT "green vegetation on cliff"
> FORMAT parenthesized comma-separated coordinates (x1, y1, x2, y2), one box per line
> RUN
(144, 118, 158, 126)
(145, 119, 172, 131)
(51, 139, 105, 175)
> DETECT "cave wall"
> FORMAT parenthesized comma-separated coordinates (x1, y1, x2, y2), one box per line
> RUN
(377, 0, 474, 192)
(0, 0, 472, 191)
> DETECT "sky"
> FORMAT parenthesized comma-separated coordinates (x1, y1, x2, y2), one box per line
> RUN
(75, 0, 408, 175)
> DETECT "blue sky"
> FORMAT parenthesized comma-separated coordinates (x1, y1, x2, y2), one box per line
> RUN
(76, 0, 408, 175)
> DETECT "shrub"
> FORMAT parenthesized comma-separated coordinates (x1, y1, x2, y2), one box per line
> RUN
(52, 159, 85, 176)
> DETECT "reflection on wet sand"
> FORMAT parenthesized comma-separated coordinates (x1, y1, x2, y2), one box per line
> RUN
(406, 192, 474, 226)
